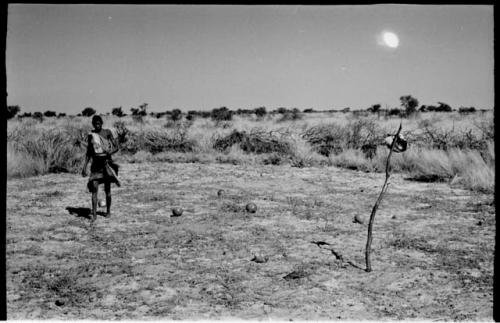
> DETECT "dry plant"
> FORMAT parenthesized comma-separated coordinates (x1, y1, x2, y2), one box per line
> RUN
(365, 123, 402, 272)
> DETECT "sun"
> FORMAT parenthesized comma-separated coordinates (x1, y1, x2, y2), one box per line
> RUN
(382, 31, 399, 48)
(377, 31, 400, 49)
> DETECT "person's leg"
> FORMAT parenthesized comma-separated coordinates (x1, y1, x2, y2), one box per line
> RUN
(104, 181, 112, 217)
(91, 181, 99, 221)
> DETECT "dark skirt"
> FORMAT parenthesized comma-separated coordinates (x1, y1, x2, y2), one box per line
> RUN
(87, 155, 120, 192)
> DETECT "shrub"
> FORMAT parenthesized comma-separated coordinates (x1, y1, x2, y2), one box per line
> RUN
(458, 106, 476, 114)
(112, 121, 130, 146)
(328, 149, 374, 172)
(7, 105, 21, 119)
(254, 107, 267, 119)
(213, 129, 293, 156)
(44, 110, 57, 117)
(436, 102, 452, 112)
(387, 108, 403, 117)
(131, 103, 148, 116)
(277, 108, 302, 122)
(400, 95, 419, 116)
(33, 112, 44, 122)
(121, 127, 195, 155)
(302, 119, 382, 157)
(81, 107, 96, 117)
(7, 144, 45, 178)
(211, 107, 233, 122)
(8, 128, 85, 175)
(367, 104, 381, 113)
(170, 109, 183, 122)
(112, 107, 125, 117)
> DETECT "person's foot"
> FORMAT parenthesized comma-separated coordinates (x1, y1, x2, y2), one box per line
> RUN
(105, 212, 111, 218)
(91, 213, 97, 222)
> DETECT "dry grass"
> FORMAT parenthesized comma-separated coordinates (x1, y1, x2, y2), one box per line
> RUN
(7, 111, 494, 193)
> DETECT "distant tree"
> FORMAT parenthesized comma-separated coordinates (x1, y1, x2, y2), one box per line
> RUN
(170, 109, 183, 121)
(6, 105, 21, 119)
(341, 107, 350, 113)
(44, 110, 57, 117)
(254, 106, 267, 119)
(131, 103, 148, 116)
(112, 107, 125, 117)
(33, 111, 44, 121)
(20, 112, 32, 118)
(367, 104, 381, 113)
(276, 107, 288, 114)
(57, 113, 67, 118)
(458, 106, 476, 114)
(387, 108, 403, 117)
(436, 102, 452, 112)
(211, 106, 233, 122)
(82, 107, 96, 117)
(400, 95, 419, 116)
(303, 108, 316, 113)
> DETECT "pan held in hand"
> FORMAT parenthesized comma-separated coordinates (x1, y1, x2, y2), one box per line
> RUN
(384, 133, 408, 153)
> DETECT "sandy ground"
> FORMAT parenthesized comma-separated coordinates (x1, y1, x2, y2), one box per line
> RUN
(6, 162, 495, 320)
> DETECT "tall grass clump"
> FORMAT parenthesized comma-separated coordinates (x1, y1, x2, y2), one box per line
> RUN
(370, 145, 494, 193)
(119, 125, 195, 154)
(7, 144, 45, 178)
(212, 128, 294, 156)
(448, 145, 495, 193)
(302, 118, 383, 156)
(328, 149, 374, 172)
(8, 129, 85, 177)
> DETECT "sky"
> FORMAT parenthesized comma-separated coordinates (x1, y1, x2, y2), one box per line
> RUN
(6, 4, 494, 114)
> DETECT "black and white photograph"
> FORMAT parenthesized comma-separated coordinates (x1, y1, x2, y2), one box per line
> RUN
(5, 4, 495, 321)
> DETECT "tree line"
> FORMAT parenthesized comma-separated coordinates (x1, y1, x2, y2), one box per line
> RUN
(6, 95, 485, 121)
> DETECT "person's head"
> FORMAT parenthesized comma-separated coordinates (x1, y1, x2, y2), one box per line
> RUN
(92, 115, 103, 131)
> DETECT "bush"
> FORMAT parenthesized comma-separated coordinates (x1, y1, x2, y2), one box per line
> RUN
(44, 110, 57, 117)
(33, 112, 44, 122)
(112, 107, 125, 117)
(211, 107, 233, 122)
(254, 107, 267, 119)
(387, 108, 403, 117)
(459, 106, 476, 114)
(277, 108, 302, 122)
(302, 119, 382, 157)
(8, 128, 85, 175)
(131, 103, 148, 116)
(120, 127, 195, 155)
(213, 129, 293, 156)
(7, 105, 21, 119)
(81, 107, 96, 117)
(400, 95, 419, 116)
(367, 104, 381, 113)
(170, 109, 183, 122)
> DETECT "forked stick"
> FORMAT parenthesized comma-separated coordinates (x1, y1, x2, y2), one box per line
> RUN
(365, 122, 403, 272)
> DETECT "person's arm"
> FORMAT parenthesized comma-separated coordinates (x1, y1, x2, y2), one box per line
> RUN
(107, 130, 119, 156)
(82, 135, 92, 177)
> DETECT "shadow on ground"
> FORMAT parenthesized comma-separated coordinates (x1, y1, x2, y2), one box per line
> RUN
(66, 207, 106, 219)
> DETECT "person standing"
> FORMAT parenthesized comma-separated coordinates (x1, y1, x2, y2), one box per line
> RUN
(82, 115, 120, 222)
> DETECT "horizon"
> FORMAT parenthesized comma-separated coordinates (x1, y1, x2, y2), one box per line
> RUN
(6, 4, 494, 114)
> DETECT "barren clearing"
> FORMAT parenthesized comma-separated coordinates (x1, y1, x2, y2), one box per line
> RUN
(6, 162, 495, 320)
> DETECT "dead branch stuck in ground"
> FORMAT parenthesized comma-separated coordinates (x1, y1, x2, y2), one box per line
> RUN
(365, 122, 403, 272)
